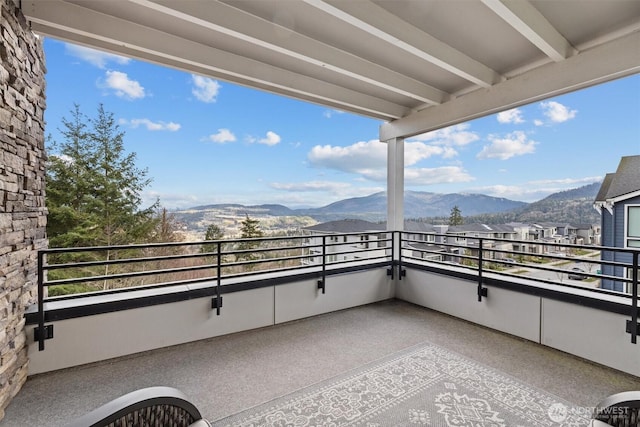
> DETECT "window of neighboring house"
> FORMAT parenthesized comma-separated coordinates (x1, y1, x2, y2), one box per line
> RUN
(626, 267, 638, 295)
(626, 205, 640, 248)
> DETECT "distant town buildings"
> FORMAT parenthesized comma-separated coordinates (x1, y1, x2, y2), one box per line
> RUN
(302, 219, 601, 266)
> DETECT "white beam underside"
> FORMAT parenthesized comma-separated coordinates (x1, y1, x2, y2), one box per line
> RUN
(306, 0, 500, 88)
(481, 0, 573, 62)
(35, 24, 406, 123)
(122, 0, 445, 105)
(24, 1, 407, 120)
(380, 31, 640, 141)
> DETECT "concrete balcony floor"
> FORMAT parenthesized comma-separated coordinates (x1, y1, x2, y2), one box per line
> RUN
(4, 299, 640, 426)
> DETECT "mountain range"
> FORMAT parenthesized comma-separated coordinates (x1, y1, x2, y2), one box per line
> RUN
(174, 182, 602, 232)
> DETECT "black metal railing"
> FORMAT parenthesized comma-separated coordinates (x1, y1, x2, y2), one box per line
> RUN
(399, 231, 640, 342)
(399, 232, 638, 295)
(35, 232, 393, 350)
(34, 231, 640, 350)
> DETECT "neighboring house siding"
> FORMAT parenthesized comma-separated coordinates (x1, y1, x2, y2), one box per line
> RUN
(601, 195, 640, 292)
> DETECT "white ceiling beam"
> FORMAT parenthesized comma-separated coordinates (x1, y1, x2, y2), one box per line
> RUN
(23, 0, 408, 120)
(380, 31, 640, 140)
(482, 0, 574, 61)
(34, 23, 403, 121)
(123, 0, 446, 105)
(305, 0, 501, 88)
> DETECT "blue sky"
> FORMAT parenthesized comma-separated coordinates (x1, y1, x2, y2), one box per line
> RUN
(44, 39, 640, 210)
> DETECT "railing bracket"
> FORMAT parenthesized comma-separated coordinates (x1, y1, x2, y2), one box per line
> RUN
(211, 296, 223, 315)
(626, 320, 639, 338)
(317, 280, 325, 294)
(34, 324, 54, 342)
(477, 287, 488, 301)
(401, 269, 406, 278)
(387, 268, 394, 279)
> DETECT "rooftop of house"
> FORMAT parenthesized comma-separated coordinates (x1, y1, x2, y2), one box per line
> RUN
(596, 155, 640, 202)
(306, 220, 597, 236)
(449, 223, 518, 233)
(303, 218, 386, 233)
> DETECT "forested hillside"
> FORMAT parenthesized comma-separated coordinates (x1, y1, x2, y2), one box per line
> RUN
(464, 183, 601, 224)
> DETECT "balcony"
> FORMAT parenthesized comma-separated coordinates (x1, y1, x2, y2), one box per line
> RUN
(3, 2, 640, 424)
(3, 232, 640, 426)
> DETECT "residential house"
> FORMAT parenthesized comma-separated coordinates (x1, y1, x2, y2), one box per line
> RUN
(301, 219, 386, 265)
(303, 220, 450, 263)
(575, 223, 601, 246)
(403, 222, 446, 262)
(594, 155, 640, 292)
(551, 223, 579, 243)
(446, 223, 519, 262)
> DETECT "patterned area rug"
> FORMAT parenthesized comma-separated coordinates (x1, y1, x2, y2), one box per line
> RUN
(212, 342, 591, 426)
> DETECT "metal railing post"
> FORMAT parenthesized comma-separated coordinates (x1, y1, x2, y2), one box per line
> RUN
(631, 251, 639, 343)
(37, 250, 45, 351)
(215, 242, 222, 315)
(318, 235, 326, 293)
(388, 231, 395, 279)
(477, 238, 487, 301)
(395, 231, 402, 280)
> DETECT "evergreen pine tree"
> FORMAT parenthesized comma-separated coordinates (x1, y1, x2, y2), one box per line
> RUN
(45, 104, 158, 248)
(449, 205, 464, 226)
(240, 214, 263, 239)
(237, 214, 264, 265)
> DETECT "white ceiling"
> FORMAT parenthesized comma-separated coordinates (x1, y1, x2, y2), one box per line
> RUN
(22, 0, 640, 140)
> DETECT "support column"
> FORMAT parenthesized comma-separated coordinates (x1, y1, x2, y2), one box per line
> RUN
(0, 0, 47, 420)
(386, 137, 404, 231)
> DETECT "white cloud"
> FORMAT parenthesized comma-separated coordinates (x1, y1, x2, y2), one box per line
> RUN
(269, 181, 350, 192)
(528, 176, 603, 187)
(405, 166, 474, 185)
(471, 184, 544, 202)
(323, 109, 345, 118)
(268, 181, 385, 206)
(534, 119, 544, 126)
(50, 153, 74, 165)
(405, 142, 455, 164)
(191, 75, 220, 103)
(477, 131, 537, 160)
(65, 44, 130, 69)
(121, 118, 180, 131)
(308, 140, 387, 173)
(144, 191, 199, 210)
(497, 108, 524, 124)
(540, 101, 577, 123)
(258, 131, 281, 146)
(207, 128, 236, 143)
(409, 123, 479, 147)
(307, 125, 479, 182)
(103, 71, 145, 99)
(307, 138, 469, 183)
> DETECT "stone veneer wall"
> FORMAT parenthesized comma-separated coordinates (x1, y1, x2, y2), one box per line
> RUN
(0, 0, 47, 420)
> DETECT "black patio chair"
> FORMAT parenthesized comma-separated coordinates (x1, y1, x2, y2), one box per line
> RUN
(66, 386, 211, 427)
(591, 391, 640, 427)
